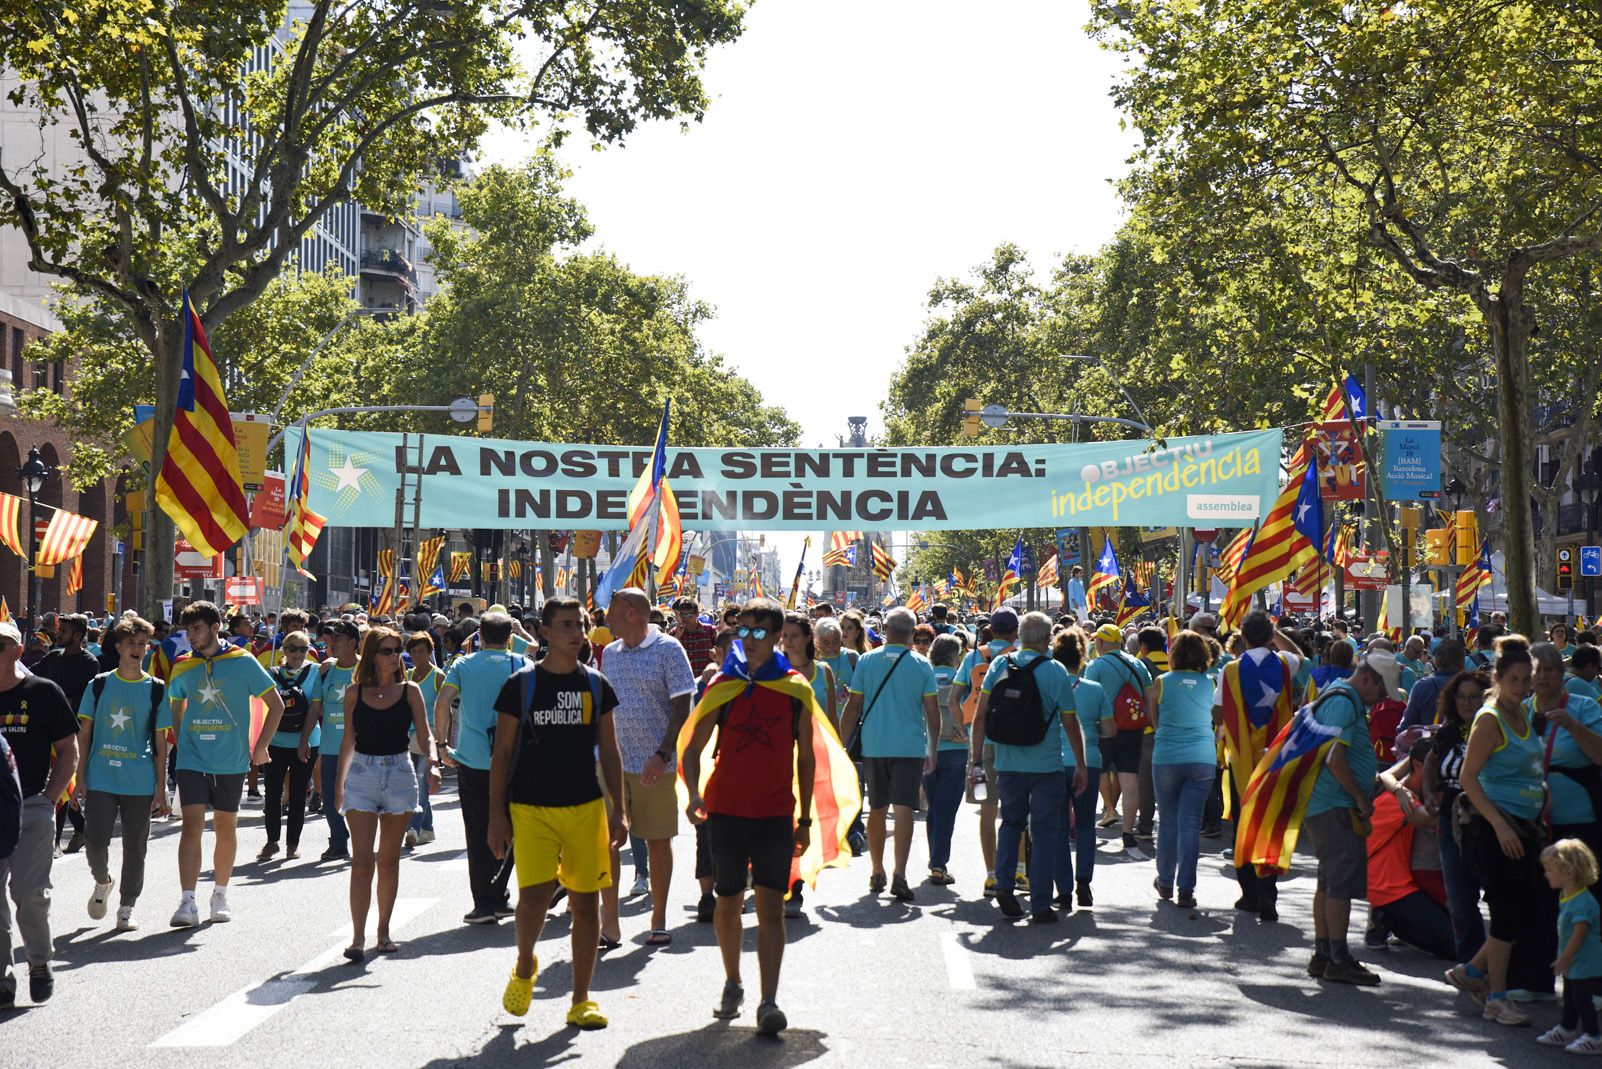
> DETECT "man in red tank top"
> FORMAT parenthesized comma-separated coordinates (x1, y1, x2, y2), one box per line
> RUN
(682, 599, 815, 1037)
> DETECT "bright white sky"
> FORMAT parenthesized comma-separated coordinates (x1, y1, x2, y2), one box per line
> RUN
(480, 0, 1137, 585)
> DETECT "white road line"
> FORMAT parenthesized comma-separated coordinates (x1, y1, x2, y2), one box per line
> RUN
(152, 897, 437, 1048)
(941, 932, 976, 990)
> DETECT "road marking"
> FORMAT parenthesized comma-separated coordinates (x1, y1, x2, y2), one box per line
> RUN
(152, 897, 437, 1048)
(941, 932, 976, 990)
(440, 850, 470, 871)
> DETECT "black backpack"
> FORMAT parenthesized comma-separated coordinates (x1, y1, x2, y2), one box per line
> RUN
(0, 734, 20, 861)
(271, 664, 315, 737)
(985, 655, 1053, 746)
(89, 672, 167, 753)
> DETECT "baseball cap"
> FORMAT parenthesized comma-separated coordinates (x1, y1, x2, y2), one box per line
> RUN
(0, 620, 20, 646)
(327, 619, 361, 643)
(989, 608, 1020, 634)
(487, 603, 508, 614)
(1362, 650, 1405, 702)
(1094, 623, 1123, 644)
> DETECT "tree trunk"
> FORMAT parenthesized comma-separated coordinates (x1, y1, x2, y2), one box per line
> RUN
(143, 320, 182, 622)
(1487, 284, 1540, 634)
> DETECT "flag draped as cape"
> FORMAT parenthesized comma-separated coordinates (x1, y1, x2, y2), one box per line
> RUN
(677, 645, 861, 893)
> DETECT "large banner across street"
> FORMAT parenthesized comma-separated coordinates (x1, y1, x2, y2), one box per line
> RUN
(288, 427, 1284, 532)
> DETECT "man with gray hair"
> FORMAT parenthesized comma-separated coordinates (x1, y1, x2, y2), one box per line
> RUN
(970, 612, 1083, 922)
(841, 607, 939, 902)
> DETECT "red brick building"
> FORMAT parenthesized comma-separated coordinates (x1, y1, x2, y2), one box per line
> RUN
(0, 292, 120, 621)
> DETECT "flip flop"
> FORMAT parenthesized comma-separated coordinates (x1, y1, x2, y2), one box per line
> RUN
(598, 934, 622, 953)
(342, 946, 365, 962)
(375, 939, 399, 954)
(644, 929, 673, 947)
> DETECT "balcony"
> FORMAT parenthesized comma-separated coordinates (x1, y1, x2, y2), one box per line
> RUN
(360, 247, 415, 279)
(1560, 501, 1598, 538)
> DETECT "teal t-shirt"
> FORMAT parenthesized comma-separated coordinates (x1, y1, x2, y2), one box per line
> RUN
(76, 670, 171, 795)
(1152, 670, 1218, 766)
(849, 644, 939, 759)
(1067, 674, 1111, 769)
(1083, 649, 1152, 710)
(310, 661, 356, 753)
(954, 640, 1015, 701)
(167, 647, 276, 775)
(821, 650, 857, 693)
(445, 648, 531, 769)
(409, 663, 444, 737)
(1471, 704, 1545, 820)
(1305, 681, 1376, 817)
(269, 663, 320, 750)
(981, 650, 1075, 774)
(1561, 889, 1602, 980)
(1537, 693, 1602, 824)
(1568, 675, 1602, 702)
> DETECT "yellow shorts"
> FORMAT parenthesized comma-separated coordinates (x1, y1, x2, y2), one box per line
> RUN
(509, 798, 612, 893)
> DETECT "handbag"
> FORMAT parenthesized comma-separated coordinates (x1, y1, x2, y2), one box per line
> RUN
(847, 648, 911, 762)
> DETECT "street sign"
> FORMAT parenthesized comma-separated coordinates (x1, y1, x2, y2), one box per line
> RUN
(1583, 546, 1602, 578)
(1192, 528, 1219, 544)
(979, 403, 1008, 429)
(1344, 552, 1390, 591)
(1377, 420, 1443, 500)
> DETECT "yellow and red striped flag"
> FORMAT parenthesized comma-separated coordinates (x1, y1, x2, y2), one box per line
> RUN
(871, 543, 896, 581)
(1086, 537, 1122, 604)
(154, 290, 249, 556)
(65, 555, 83, 596)
(374, 548, 397, 616)
(1235, 697, 1347, 873)
(285, 428, 327, 579)
(416, 536, 446, 598)
(626, 402, 682, 586)
(1036, 553, 1060, 588)
(0, 492, 22, 557)
(1219, 441, 1320, 627)
(1456, 537, 1493, 605)
(35, 508, 97, 566)
(830, 531, 863, 551)
(449, 551, 472, 582)
(1213, 527, 1255, 587)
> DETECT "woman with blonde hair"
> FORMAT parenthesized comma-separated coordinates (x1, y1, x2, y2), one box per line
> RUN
(336, 626, 440, 959)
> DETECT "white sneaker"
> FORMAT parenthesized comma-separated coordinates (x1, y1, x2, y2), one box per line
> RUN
(404, 828, 419, 848)
(1481, 997, 1530, 1027)
(88, 878, 114, 920)
(1567, 1034, 1602, 1055)
(418, 829, 436, 844)
(115, 906, 138, 931)
(170, 898, 200, 927)
(1539, 1025, 1581, 1047)
(629, 874, 650, 898)
(210, 887, 232, 923)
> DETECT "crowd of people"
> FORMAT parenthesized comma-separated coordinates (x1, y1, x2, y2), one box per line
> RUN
(3, 590, 1602, 1050)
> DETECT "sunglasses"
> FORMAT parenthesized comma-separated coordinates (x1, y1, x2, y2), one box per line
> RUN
(377, 646, 403, 656)
(735, 626, 770, 640)
(284, 645, 310, 653)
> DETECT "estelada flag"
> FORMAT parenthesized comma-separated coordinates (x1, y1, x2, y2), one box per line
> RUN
(1234, 691, 1349, 873)
(1217, 651, 1298, 819)
(677, 645, 861, 895)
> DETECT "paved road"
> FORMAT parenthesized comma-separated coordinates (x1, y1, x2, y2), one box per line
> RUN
(3, 776, 1574, 1067)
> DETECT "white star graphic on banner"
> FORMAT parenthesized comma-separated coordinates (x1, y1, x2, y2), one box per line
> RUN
(331, 457, 368, 494)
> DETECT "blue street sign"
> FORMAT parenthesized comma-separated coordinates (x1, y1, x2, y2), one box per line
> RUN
(1378, 420, 1443, 500)
(1582, 546, 1602, 578)
(1055, 528, 1082, 568)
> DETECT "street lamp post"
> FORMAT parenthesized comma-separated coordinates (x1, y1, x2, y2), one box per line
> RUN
(19, 445, 53, 627)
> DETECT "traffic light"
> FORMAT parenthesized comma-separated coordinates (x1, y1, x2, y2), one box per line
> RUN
(476, 393, 494, 433)
(1559, 556, 1575, 592)
(1454, 510, 1477, 566)
(962, 398, 981, 438)
(1424, 527, 1452, 566)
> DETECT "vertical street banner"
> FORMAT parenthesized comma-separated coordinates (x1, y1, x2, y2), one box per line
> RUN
(287, 428, 1285, 532)
(1377, 421, 1443, 501)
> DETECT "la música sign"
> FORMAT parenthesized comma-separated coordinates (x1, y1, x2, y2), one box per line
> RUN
(288, 428, 1284, 532)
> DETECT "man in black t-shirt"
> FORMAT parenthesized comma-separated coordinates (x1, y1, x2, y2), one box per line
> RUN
(35, 613, 99, 852)
(0, 619, 78, 1006)
(488, 596, 626, 1032)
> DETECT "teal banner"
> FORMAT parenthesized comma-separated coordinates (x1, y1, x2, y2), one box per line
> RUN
(288, 428, 1284, 531)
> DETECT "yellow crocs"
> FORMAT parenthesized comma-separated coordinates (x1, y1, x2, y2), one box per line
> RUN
(503, 960, 537, 1017)
(565, 1000, 608, 1030)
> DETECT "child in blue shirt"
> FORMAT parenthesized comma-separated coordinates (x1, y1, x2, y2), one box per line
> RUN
(1540, 838, 1602, 1054)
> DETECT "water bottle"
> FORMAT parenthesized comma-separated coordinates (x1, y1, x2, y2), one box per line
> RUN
(970, 767, 988, 802)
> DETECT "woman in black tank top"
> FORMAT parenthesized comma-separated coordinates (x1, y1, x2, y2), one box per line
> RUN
(335, 626, 441, 959)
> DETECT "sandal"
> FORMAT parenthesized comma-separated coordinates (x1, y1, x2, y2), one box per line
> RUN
(374, 938, 399, 954)
(342, 945, 365, 962)
(928, 868, 955, 886)
(598, 933, 622, 953)
(645, 928, 673, 947)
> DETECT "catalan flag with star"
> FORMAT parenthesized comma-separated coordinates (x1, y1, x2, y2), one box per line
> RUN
(155, 290, 250, 557)
(1220, 441, 1321, 627)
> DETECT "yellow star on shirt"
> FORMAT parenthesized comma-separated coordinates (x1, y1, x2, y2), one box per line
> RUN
(109, 708, 131, 731)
